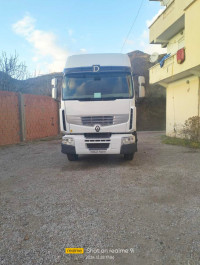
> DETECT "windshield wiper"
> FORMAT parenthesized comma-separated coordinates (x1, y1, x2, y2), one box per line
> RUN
(63, 97, 129, 101)
(78, 98, 117, 101)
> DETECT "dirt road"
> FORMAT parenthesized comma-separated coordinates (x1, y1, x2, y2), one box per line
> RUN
(0, 132, 200, 265)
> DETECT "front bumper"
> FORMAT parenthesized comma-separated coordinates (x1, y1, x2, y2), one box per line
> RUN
(120, 143, 137, 154)
(61, 133, 137, 155)
(61, 144, 76, 154)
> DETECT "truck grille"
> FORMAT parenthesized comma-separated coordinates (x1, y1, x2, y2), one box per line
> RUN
(84, 133, 111, 138)
(86, 143, 110, 150)
(81, 116, 113, 126)
(67, 114, 129, 126)
(84, 133, 111, 150)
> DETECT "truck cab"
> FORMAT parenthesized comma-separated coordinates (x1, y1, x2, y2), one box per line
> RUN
(54, 53, 144, 161)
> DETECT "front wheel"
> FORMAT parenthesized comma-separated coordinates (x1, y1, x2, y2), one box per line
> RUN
(67, 154, 78, 161)
(124, 153, 134, 160)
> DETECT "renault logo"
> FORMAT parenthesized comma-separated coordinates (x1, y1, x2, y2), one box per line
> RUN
(93, 65, 100, 72)
(95, 125, 100, 132)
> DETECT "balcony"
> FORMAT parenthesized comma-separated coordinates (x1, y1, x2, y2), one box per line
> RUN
(149, 0, 185, 45)
(149, 0, 200, 84)
(149, 49, 200, 85)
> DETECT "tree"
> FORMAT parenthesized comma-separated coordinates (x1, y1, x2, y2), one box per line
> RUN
(0, 51, 29, 91)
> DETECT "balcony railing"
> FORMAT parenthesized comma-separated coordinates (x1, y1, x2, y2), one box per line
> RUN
(149, 55, 175, 84)
(149, 49, 193, 84)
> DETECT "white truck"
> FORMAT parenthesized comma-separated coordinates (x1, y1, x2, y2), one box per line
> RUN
(52, 53, 145, 161)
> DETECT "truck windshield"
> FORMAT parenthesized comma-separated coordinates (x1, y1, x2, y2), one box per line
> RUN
(62, 72, 133, 101)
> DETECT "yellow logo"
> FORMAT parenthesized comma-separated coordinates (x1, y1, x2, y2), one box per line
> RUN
(65, 248, 84, 254)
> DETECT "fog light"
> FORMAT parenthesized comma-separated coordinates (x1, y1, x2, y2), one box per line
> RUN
(121, 135, 135, 145)
(62, 136, 75, 146)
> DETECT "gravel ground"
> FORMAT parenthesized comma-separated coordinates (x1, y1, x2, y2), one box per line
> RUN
(0, 131, 200, 265)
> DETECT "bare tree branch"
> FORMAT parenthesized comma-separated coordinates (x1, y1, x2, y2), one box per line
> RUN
(0, 51, 30, 91)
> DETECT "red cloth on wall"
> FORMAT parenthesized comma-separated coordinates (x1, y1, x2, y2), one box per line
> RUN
(177, 48, 185, 64)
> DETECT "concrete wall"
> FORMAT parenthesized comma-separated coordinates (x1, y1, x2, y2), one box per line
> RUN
(150, 0, 200, 85)
(166, 76, 199, 136)
(149, 0, 200, 139)
(185, 0, 200, 68)
(167, 30, 185, 55)
(149, 0, 183, 44)
(0, 91, 59, 146)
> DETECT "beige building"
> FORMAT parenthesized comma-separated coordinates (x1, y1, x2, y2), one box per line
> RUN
(149, 0, 200, 138)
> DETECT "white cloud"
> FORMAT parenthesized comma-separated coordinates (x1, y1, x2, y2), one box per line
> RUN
(124, 9, 167, 55)
(13, 15, 69, 73)
(123, 8, 167, 55)
(146, 8, 165, 28)
(141, 30, 148, 39)
(142, 8, 167, 55)
(125, 39, 135, 46)
(144, 44, 167, 55)
(68, 29, 73, 36)
(32, 56, 39, 62)
(67, 28, 77, 44)
(13, 15, 35, 36)
(121, 39, 135, 53)
(71, 38, 77, 44)
(140, 40, 145, 48)
(80, 48, 87, 54)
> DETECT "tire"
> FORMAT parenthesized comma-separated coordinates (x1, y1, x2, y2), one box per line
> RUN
(67, 154, 78, 161)
(124, 153, 134, 160)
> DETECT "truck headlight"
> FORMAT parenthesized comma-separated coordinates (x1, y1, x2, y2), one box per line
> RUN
(62, 136, 75, 146)
(121, 135, 135, 145)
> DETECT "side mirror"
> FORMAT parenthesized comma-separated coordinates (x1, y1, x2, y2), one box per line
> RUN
(51, 78, 58, 99)
(139, 85, 145, 98)
(138, 76, 145, 98)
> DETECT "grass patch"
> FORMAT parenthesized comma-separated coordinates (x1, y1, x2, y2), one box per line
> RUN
(161, 135, 200, 149)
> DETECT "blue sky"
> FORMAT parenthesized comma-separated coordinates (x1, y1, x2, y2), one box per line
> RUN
(0, 0, 165, 75)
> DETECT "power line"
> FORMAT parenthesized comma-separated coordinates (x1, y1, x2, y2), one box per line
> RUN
(121, 0, 145, 52)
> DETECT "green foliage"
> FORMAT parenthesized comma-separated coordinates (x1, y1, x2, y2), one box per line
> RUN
(182, 116, 200, 142)
(161, 135, 200, 149)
